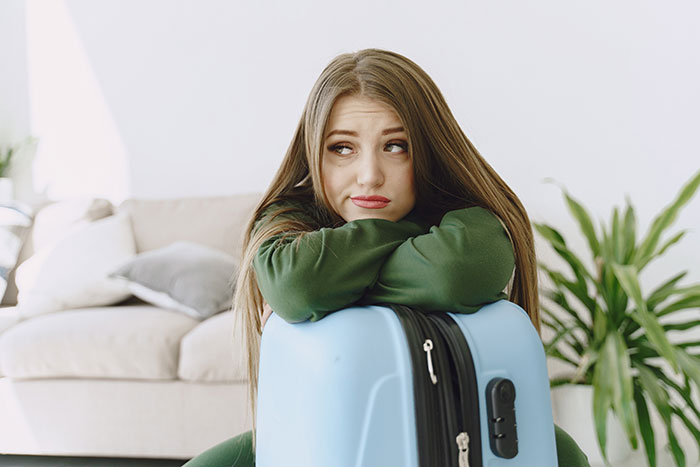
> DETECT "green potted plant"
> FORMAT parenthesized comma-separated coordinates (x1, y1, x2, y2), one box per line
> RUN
(0, 136, 38, 202)
(536, 170, 700, 467)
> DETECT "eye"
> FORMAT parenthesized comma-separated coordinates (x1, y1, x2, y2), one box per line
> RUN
(386, 141, 408, 153)
(328, 144, 353, 156)
(327, 141, 408, 156)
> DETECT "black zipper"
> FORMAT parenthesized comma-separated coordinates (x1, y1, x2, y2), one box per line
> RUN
(391, 304, 443, 466)
(430, 311, 483, 467)
(390, 304, 482, 467)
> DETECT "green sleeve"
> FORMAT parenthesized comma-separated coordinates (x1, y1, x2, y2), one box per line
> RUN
(253, 211, 426, 323)
(555, 424, 591, 466)
(361, 206, 515, 313)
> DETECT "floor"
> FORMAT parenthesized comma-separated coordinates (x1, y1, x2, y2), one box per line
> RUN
(1, 450, 698, 467)
(0, 456, 187, 467)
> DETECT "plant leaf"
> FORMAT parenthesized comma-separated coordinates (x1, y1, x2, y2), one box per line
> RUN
(643, 364, 700, 427)
(661, 376, 700, 433)
(612, 263, 679, 371)
(636, 364, 671, 418)
(593, 354, 613, 460)
(600, 219, 611, 259)
(634, 170, 700, 270)
(543, 289, 592, 338)
(541, 305, 586, 355)
(547, 347, 580, 368)
(634, 383, 656, 467)
(656, 293, 700, 318)
(635, 364, 688, 466)
(562, 190, 602, 258)
(647, 271, 689, 310)
(666, 422, 686, 467)
(571, 348, 598, 384)
(541, 264, 597, 317)
(626, 282, 698, 337)
(549, 377, 577, 388)
(534, 224, 596, 301)
(533, 222, 566, 246)
(622, 198, 637, 263)
(602, 262, 629, 327)
(608, 333, 639, 449)
(655, 230, 688, 259)
(663, 320, 700, 332)
(629, 344, 659, 362)
(675, 348, 700, 394)
(593, 304, 608, 347)
(670, 405, 700, 454)
(545, 324, 581, 355)
(612, 207, 624, 264)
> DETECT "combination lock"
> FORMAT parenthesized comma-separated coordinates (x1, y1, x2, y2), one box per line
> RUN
(486, 377, 518, 458)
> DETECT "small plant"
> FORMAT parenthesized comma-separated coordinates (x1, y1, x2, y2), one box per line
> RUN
(0, 136, 38, 177)
(536, 170, 700, 467)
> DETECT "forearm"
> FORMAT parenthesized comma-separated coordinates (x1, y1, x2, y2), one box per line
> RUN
(361, 206, 515, 312)
(254, 216, 425, 323)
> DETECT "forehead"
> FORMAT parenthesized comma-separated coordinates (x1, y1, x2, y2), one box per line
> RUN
(325, 95, 402, 132)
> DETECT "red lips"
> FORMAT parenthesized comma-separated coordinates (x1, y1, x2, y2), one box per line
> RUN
(351, 195, 391, 209)
(352, 195, 390, 202)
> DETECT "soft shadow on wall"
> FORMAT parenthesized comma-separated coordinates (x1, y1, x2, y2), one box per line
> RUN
(24, 0, 130, 207)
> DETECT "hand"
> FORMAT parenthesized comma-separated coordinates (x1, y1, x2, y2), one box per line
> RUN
(262, 302, 274, 329)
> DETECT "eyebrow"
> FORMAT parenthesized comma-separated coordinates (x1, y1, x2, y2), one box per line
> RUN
(325, 126, 405, 139)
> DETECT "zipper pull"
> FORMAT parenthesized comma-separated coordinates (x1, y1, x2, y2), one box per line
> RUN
(456, 431, 470, 467)
(423, 339, 438, 384)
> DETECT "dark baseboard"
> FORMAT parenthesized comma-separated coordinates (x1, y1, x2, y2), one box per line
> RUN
(0, 455, 188, 467)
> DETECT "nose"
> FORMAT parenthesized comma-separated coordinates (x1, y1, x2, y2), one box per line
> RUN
(356, 152, 384, 188)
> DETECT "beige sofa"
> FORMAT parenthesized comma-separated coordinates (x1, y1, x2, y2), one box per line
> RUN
(0, 193, 261, 460)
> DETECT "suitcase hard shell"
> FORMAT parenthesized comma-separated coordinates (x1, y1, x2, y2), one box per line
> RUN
(255, 300, 558, 466)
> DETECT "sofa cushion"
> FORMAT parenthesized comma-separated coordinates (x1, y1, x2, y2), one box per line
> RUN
(179, 310, 249, 382)
(118, 193, 261, 260)
(0, 305, 198, 380)
(0, 306, 21, 377)
(0, 307, 21, 335)
(31, 198, 114, 252)
(1, 198, 113, 307)
(110, 241, 237, 320)
(14, 212, 135, 318)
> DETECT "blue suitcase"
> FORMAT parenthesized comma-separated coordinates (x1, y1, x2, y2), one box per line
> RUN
(255, 300, 558, 466)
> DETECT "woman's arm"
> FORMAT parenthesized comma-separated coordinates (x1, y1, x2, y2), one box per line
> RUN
(361, 206, 515, 313)
(253, 208, 426, 323)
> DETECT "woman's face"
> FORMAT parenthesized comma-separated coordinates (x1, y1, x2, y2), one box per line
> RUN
(321, 95, 416, 223)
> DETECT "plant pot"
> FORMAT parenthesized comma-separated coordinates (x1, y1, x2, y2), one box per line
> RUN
(551, 384, 633, 466)
(0, 177, 13, 202)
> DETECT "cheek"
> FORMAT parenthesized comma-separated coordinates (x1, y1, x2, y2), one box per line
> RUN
(403, 164, 417, 205)
(321, 164, 341, 201)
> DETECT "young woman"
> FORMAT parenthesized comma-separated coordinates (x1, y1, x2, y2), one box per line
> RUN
(184, 48, 590, 467)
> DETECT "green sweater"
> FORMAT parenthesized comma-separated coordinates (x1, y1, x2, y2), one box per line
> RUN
(251, 201, 590, 467)
(254, 203, 515, 319)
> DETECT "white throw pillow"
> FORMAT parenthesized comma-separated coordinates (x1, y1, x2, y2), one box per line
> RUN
(31, 198, 113, 251)
(15, 212, 136, 318)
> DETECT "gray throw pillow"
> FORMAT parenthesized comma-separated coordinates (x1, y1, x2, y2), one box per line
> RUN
(110, 241, 237, 320)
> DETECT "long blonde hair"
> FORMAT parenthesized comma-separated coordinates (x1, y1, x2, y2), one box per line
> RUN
(232, 48, 539, 449)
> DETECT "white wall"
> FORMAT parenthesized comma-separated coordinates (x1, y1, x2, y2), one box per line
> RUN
(1, 0, 699, 461)
(6, 0, 697, 278)
(0, 1, 30, 158)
